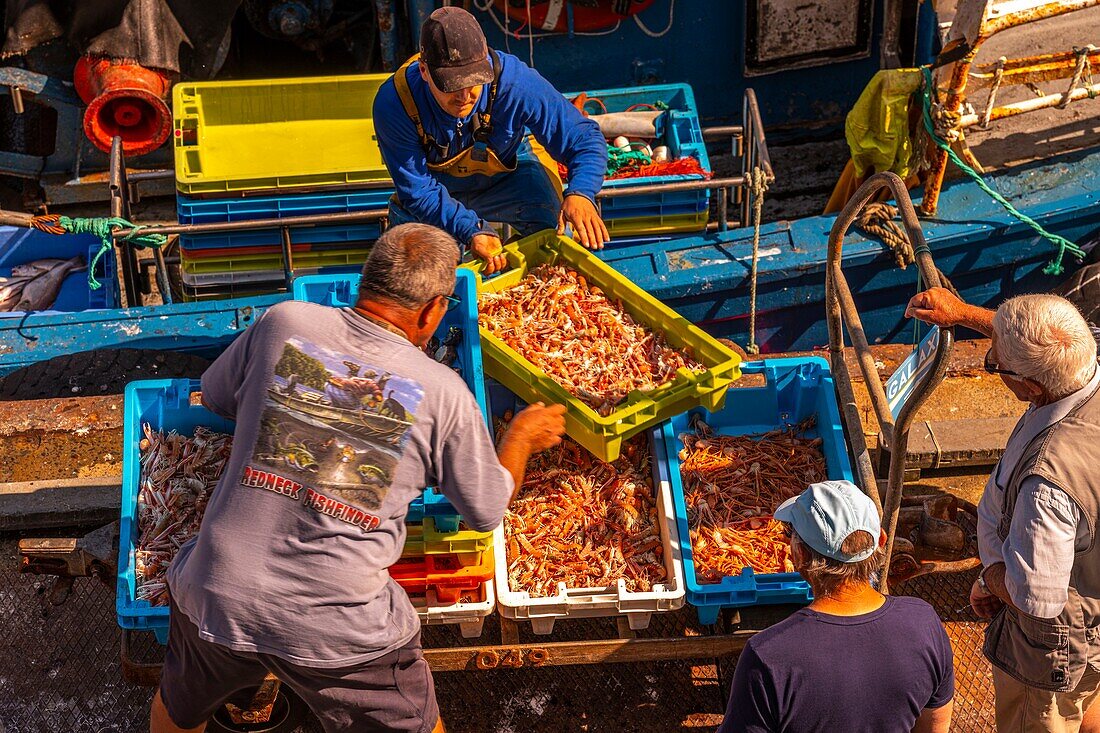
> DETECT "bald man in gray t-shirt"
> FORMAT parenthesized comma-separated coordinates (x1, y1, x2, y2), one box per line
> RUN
(152, 224, 565, 733)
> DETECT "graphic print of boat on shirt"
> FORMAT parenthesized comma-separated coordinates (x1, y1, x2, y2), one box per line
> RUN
(249, 338, 424, 513)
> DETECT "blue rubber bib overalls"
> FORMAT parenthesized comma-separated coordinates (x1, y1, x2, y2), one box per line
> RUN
(388, 52, 564, 238)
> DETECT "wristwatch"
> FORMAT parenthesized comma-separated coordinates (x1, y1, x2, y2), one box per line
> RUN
(977, 567, 990, 593)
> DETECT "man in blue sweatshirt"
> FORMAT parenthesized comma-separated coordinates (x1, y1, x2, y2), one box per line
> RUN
(373, 6, 609, 274)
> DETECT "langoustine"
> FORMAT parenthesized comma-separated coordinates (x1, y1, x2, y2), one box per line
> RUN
(500, 421, 667, 597)
(478, 264, 704, 415)
(134, 424, 233, 605)
(679, 417, 827, 582)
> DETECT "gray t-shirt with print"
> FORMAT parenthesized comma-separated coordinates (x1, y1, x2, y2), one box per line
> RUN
(167, 300, 513, 668)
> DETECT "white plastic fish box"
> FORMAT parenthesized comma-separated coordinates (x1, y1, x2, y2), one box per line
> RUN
(413, 573, 498, 640)
(491, 383, 684, 634)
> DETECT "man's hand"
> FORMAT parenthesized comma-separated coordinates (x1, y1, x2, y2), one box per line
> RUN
(969, 576, 1004, 619)
(558, 194, 609, 250)
(506, 402, 567, 452)
(471, 233, 507, 275)
(496, 402, 568, 499)
(905, 287, 968, 328)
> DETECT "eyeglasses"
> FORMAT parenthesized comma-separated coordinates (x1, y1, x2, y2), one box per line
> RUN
(983, 347, 1019, 377)
(440, 294, 461, 312)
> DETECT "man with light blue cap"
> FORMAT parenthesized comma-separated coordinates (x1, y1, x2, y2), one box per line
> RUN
(718, 480, 955, 733)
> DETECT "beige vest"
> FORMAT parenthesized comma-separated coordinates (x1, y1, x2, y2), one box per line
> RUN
(983, 379, 1100, 692)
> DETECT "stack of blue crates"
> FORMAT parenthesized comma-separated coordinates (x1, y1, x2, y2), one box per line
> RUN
(563, 82, 712, 246)
(176, 186, 392, 301)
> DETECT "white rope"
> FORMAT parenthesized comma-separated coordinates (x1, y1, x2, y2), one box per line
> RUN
(633, 0, 675, 38)
(980, 56, 1006, 128)
(526, 0, 536, 66)
(1061, 45, 1096, 108)
(746, 167, 769, 355)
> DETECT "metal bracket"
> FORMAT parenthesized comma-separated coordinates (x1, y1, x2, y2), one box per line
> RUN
(19, 520, 119, 585)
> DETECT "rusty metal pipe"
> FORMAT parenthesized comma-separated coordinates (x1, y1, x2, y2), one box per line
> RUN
(597, 177, 746, 198)
(920, 47, 978, 216)
(702, 125, 745, 139)
(833, 272, 896, 445)
(110, 137, 144, 307)
(982, 0, 1100, 37)
(831, 347, 884, 517)
(743, 89, 774, 181)
(111, 209, 389, 239)
(826, 172, 955, 594)
(0, 208, 34, 227)
(960, 80, 1100, 126)
(968, 47, 1100, 88)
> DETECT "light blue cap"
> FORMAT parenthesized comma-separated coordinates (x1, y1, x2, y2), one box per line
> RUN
(773, 480, 881, 563)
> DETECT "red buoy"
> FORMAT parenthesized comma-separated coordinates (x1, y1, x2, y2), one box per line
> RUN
(73, 55, 174, 157)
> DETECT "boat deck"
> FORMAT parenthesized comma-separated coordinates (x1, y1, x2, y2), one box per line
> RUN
(0, 340, 1011, 731)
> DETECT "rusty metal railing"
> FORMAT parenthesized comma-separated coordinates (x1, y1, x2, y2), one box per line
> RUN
(825, 171, 956, 594)
(921, 0, 1100, 215)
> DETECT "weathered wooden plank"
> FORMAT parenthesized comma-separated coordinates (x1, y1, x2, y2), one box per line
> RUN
(0, 477, 120, 531)
(421, 632, 755, 672)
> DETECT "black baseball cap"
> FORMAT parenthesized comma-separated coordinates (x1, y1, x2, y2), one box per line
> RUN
(419, 7, 493, 93)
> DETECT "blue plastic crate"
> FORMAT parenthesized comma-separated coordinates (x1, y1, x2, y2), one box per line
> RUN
(117, 379, 235, 644)
(0, 226, 120, 317)
(292, 268, 488, 531)
(662, 357, 855, 624)
(563, 83, 711, 223)
(176, 188, 390, 251)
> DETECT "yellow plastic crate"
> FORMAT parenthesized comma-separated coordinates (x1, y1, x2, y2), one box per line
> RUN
(402, 519, 495, 566)
(604, 210, 709, 236)
(466, 232, 741, 461)
(173, 74, 393, 195)
(181, 247, 373, 275)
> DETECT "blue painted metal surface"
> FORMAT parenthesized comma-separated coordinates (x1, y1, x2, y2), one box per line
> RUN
(373, 0, 401, 71)
(599, 147, 1100, 352)
(0, 67, 86, 179)
(475, 0, 886, 129)
(0, 294, 288, 377)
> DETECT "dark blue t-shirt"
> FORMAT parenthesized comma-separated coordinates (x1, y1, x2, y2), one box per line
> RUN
(718, 596, 953, 733)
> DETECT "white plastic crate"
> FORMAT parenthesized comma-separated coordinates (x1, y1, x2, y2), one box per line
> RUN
(411, 573, 497, 639)
(494, 428, 685, 635)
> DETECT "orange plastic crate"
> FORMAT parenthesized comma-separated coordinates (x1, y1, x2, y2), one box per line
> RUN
(390, 554, 495, 604)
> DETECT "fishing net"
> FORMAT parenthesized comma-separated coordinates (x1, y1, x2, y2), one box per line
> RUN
(607, 155, 711, 180)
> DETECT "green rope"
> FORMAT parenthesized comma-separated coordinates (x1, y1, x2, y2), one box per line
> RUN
(54, 216, 168, 290)
(919, 66, 1086, 276)
(606, 145, 652, 177)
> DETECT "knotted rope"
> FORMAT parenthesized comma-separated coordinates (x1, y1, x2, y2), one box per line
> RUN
(29, 214, 168, 290)
(856, 202, 914, 269)
(746, 167, 769, 355)
(919, 66, 1085, 275)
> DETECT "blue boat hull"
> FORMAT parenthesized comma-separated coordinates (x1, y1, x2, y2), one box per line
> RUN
(3, 149, 1099, 376)
(600, 148, 1100, 352)
(0, 294, 288, 377)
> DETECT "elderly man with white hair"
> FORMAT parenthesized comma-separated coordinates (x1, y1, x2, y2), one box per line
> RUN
(907, 288, 1100, 732)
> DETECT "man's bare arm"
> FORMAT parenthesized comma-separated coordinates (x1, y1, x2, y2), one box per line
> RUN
(913, 700, 952, 733)
(906, 287, 994, 337)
